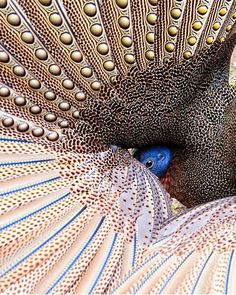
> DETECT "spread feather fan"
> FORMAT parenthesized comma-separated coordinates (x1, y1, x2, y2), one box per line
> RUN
(0, 0, 235, 294)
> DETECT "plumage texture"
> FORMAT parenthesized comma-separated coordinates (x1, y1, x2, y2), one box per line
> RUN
(113, 196, 236, 294)
(0, 0, 235, 293)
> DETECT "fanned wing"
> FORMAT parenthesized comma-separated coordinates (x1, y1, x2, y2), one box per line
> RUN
(0, 137, 171, 293)
(112, 196, 236, 294)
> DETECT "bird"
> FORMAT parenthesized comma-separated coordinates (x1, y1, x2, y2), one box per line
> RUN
(134, 146, 173, 177)
(0, 0, 236, 294)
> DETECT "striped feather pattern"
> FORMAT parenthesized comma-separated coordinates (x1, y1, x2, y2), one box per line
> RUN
(0, 139, 171, 293)
(113, 196, 236, 294)
(0, 0, 235, 293)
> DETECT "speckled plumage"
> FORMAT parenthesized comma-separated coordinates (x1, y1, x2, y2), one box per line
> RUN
(0, 0, 236, 293)
(77, 39, 236, 206)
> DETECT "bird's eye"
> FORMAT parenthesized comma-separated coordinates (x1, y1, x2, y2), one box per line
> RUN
(145, 160, 154, 169)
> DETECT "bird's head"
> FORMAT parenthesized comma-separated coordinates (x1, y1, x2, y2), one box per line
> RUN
(134, 146, 173, 178)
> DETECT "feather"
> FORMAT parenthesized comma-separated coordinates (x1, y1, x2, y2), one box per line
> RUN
(0, 140, 171, 293)
(112, 197, 236, 294)
(0, 0, 235, 293)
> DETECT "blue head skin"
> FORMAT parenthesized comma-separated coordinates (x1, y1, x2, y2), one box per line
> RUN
(134, 146, 173, 177)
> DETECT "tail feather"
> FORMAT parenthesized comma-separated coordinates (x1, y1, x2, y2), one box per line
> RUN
(130, 0, 156, 70)
(219, 4, 236, 41)
(98, 0, 136, 76)
(155, 0, 236, 65)
(0, 17, 82, 113)
(0, 83, 63, 130)
(0, 111, 64, 144)
(0, 0, 235, 148)
(62, 0, 118, 85)
(16, 0, 108, 94)
(154, 0, 186, 65)
(196, 0, 236, 53)
(0, 49, 79, 126)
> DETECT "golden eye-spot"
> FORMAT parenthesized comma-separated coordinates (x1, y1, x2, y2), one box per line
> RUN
(197, 6, 208, 15)
(147, 13, 157, 25)
(148, 0, 157, 6)
(0, 87, 10, 97)
(70, 50, 83, 62)
(72, 110, 80, 119)
(192, 21, 202, 31)
(49, 13, 62, 26)
(168, 26, 178, 37)
(219, 8, 227, 16)
(90, 24, 103, 37)
(7, 13, 21, 26)
(206, 36, 214, 45)
(2, 117, 14, 127)
(220, 37, 225, 42)
(44, 91, 56, 100)
(165, 42, 175, 52)
(47, 131, 59, 141)
(29, 79, 41, 89)
(233, 12, 236, 19)
(14, 96, 26, 106)
(170, 8, 182, 19)
(110, 76, 116, 84)
(213, 22, 220, 30)
(59, 120, 69, 128)
(38, 0, 52, 6)
(75, 92, 86, 101)
(91, 81, 101, 91)
(146, 32, 154, 44)
(30, 105, 42, 114)
(188, 36, 197, 46)
(0, 0, 8, 8)
(45, 113, 57, 122)
(80, 67, 93, 78)
(35, 48, 48, 60)
(118, 16, 130, 29)
(121, 36, 132, 47)
(183, 51, 192, 59)
(0, 51, 9, 63)
(97, 43, 109, 55)
(17, 122, 29, 132)
(226, 25, 232, 32)
(124, 53, 135, 64)
(62, 79, 74, 90)
(103, 60, 115, 71)
(49, 64, 61, 75)
(60, 32, 73, 45)
(13, 65, 26, 77)
(21, 31, 35, 44)
(115, 0, 128, 9)
(59, 101, 71, 111)
(84, 3, 97, 17)
(145, 50, 154, 61)
(32, 127, 44, 137)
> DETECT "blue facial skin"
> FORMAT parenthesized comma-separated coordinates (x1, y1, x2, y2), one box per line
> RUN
(134, 146, 173, 177)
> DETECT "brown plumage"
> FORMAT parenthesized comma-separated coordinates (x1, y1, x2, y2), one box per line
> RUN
(0, 0, 236, 293)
